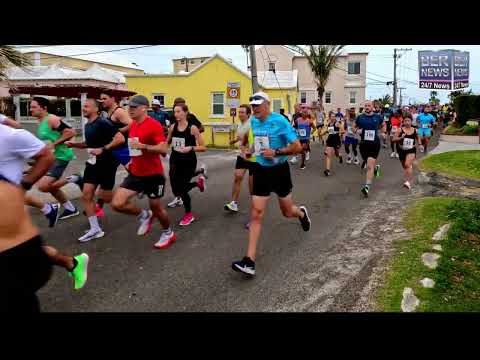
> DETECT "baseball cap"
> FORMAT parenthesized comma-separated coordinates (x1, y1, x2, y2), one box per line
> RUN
(128, 95, 149, 107)
(249, 92, 270, 105)
(384, 104, 390, 108)
(152, 99, 161, 106)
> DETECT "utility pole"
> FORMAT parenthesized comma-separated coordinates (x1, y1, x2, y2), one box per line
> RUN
(182, 57, 189, 72)
(247, 45, 259, 93)
(393, 48, 412, 107)
(398, 87, 406, 107)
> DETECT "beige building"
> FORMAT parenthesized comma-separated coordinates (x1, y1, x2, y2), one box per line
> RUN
(255, 45, 368, 113)
(172, 56, 211, 74)
(23, 51, 145, 75)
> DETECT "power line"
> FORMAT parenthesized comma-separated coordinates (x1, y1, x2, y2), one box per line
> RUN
(33, 45, 160, 61)
(263, 46, 285, 99)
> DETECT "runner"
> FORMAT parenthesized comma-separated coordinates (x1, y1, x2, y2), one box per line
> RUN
(410, 105, 419, 128)
(167, 103, 207, 226)
(167, 97, 206, 209)
(382, 104, 393, 149)
(111, 95, 176, 249)
(66, 99, 125, 242)
(354, 100, 387, 198)
(335, 107, 344, 121)
(225, 104, 254, 213)
(231, 92, 311, 276)
(296, 104, 315, 170)
(30, 97, 80, 220)
(417, 104, 436, 153)
(321, 111, 344, 176)
(0, 124, 89, 311)
(392, 114, 421, 190)
(344, 108, 360, 165)
(389, 109, 403, 158)
(315, 104, 326, 146)
(0, 112, 21, 128)
(289, 104, 302, 164)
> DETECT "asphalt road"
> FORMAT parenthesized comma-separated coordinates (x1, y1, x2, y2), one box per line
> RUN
(36, 134, 439, 312)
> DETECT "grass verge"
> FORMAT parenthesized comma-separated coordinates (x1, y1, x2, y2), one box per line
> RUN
(419, 150, 480, 180)
(377, 197, 480, 312)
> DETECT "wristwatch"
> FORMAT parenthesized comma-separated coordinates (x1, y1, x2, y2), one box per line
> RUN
(275, 149, 282, 156)
(20, 179, 33, 191)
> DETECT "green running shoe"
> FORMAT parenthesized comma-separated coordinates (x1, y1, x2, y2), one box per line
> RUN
(69, 253, 89, 290)
(361, 185, 369, 198)
(374, 164, 381, 177)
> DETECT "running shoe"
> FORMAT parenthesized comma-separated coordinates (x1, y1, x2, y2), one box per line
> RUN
(95, 203, 105, 218)
(154, 230, 176, 249)
(361, 161, 367, 170)
(45, 203, 60, 228)
(395, 152, 399, 158)
(59, 207, 80, 220)
(197, 175, 206, 192)
(299, 206, 311, 231)
(289, 156, 298, 164)
(353, 157, 360, 165)
(403, 181, 411, 190)
(390, 152, 396, 158)
(69, 253, 89, 290)
(244, 221, 250, 230)
(200, 163, 208, 179)
(306, 152, 311, 161)
(66, 173, 84, 191)
(361, 185, 369, 198)
(339, 156, 343, 164)
(78, 228, 105, 242)
(179, 213, 195, 226)
(300, 165, 306, 170)
(137, 210, 154, 236)
(167, 197, 183, 208)
(346, 156, 352, 164)
(232, 256, 255, 276)
(224, 201, 239, 212)
(374, 164, 381, 178)
(324, 169, 330, 177)
(420, 146, 425, 153)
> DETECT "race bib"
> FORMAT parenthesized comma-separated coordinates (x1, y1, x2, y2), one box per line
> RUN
(347, 126, 353, 134)
(391, 126, 398, 135)
(254, 136, 270, 156)
(172, 137, 186, 151)
(403, 138, 414, 150)
(422, 123, 430, 129)
(298, 129, 307, 137)
(128, 137, 142, 157)
(87, 149, 96, 165)
(364, 130, 375, 141)
(328, 126, 335, 134)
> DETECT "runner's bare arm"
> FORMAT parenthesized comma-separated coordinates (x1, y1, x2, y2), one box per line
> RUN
(115, 109, 133, 134)
(191, 125, 206, 152)
(104, 131, 125, 151)
(49, 115, 76, 145)
(392, 128, 404, 143)
(22, 147, 55, 186)
(167, 124, 174, 145)
(264, 139, 302, 158)
(65, 140, 87, 149)
(2, 117, 22, 129)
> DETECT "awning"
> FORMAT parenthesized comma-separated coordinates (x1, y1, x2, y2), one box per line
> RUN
(9, 85, 136, 99)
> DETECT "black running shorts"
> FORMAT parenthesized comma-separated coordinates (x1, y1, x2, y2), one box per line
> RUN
(326, 135, 341, 149)
(83, 159, 120, 191)
(0, 235, 52, 313)
(121, 173, 166, 199)
(359, 141, 381, 160)
(252, 161, 292, 198)
(398, 148, 416, 162)
(235, 156, 254, 174)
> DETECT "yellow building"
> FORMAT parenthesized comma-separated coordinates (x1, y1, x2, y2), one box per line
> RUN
(126, 54, 298, 147)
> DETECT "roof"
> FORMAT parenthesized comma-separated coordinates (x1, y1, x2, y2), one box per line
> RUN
(20, 46, 143, 71)
(172, 56, 210, 61)
(9, 85, 135, 99)
(257, 70, 298, 89)
(5, 63, 126, 83)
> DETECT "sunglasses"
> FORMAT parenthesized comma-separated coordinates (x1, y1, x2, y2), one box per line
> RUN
(249, 95, 266, 102)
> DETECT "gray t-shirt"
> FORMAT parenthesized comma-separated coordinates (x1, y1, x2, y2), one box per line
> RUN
(237, 118, 251, 139)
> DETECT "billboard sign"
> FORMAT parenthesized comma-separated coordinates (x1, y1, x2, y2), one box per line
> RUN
(418, 50, 470, 90)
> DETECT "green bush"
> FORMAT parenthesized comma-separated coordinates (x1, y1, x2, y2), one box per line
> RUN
(454, 95, 480, 126)
(443, 125, 463, 135)
(463, 124, 479, 135)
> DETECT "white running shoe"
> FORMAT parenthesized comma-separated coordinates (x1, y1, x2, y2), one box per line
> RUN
(154, 230, 176, 249)
(353, 157, 360, 165)
(289, 156, 298, 164)
(167, 197, 183, 208)
(346, 155, 352, 164)
(200, 163, 208, 178)
(78, 229, 105, 243)
(420, 146, 425, 153)
(403, 181, 411, 190)
(306, 152, 311, 161)
(224, 201, 239, 212)
(137, 210, 154, 236)
(395, 152, 399, 158)
(390, 152, 396, 158)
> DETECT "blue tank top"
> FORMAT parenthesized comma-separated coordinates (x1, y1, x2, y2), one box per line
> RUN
(297, 117, 311, 140)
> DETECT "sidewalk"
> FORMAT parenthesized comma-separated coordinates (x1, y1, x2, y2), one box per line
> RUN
(429, 140, 480, 155)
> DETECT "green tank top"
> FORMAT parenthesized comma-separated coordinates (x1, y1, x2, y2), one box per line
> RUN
(247, 128, 256, 163)
(37, 115, 75, 161)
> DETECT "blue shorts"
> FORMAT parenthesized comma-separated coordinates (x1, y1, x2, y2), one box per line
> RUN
(112, 146, 131, 166)
(344, 136, 358, 145)
(418, 128, 432, 138)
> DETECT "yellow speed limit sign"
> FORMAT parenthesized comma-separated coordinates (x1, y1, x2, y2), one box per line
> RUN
(227, 82, 241, 108)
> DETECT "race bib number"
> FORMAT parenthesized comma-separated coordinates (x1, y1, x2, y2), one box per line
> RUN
(172, 137, 186, 151)
(347, 126, 353, 134)
(422, 123, 430, 129)
(403, 138, 414, 150)
(128, 137, 142, 157)
(298, 129, 307, 137)
(328, 126, 335, 135)
(254, 136, 270, 156)
(87, 149, 96, 165)
(364, 130, 375, 141)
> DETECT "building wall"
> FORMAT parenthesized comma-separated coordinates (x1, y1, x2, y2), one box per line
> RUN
(24, 52, 144, 75)
(172, 57, 210, 74)
(255, 45, 294, 72)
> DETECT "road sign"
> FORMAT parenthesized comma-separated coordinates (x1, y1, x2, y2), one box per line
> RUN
(230, 108, 236, 117)
(227, 82, 241, 108)
(212, 125, 232, 133)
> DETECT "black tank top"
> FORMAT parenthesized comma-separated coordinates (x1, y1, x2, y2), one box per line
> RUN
(108, 106, 129, 141)
(326, 121, 341, 139)
(400, 127, 417, 150)
(170, 122, 197, 162)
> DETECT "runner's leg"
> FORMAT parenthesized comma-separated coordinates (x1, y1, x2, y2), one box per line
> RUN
(232, 169, 247, 203)
(246, 195, 269, 260)
(111, 187, 142, 216)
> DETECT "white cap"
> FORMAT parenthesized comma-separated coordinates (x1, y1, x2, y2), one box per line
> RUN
(249, 92, 270, 105)
(151, 99, 161, 106)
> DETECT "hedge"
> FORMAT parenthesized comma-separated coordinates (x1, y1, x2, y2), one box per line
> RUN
(454, 95, 480, 126)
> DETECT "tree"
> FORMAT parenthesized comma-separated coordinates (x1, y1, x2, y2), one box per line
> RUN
(377, 94, 392, 106)
(429, 91, 440, 105)
(288, 45, 345, 103)
(449, 89, 473, 104)
(0, 45, 31, 80)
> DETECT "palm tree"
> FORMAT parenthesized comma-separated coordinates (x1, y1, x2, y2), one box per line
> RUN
(288, 45, 345, 103)
(0, 45, 31, 80)
(377, 94, 392, 106)
(429, 90, 440, 105)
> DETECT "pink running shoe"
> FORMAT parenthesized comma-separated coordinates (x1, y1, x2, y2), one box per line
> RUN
(197, 175, 206, 192)
(179, 213, 195, 226)
(95, 204, 105, 218)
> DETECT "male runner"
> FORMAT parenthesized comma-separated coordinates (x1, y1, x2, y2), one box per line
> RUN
(0, 112, 21, 128)
(296, 104, 315, 170)
(354, 101, 387, 198)
(30, 97, 80, 219)
(289, 104, 302, 164)
(66, 99, 125, 242)
(148, 98, 170, 137)
(231, 92, 311, 276)
(417, 104, 436, 153)
(224, 104, 254, 213)
(111, 95, 176, 249)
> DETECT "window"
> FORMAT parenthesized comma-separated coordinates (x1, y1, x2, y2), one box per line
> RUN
(300, 92, 307, 104)
(272, 99, 282, 113)
(180, 59, 185, 64)
(70, 100, 81, 116)
(268, 62, 276, 72)
(348, 62, 361, 75)
(19, 98, 30, 117)
(211, 92, 225, 116)
(350, 91, 356, 104)
(325, 92, 332, 104)
(190, 59, 195, 64)
(152, 94, 165, 107)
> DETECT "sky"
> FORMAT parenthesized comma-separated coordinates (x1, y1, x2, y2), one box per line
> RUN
(17, 45, 480, 104)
